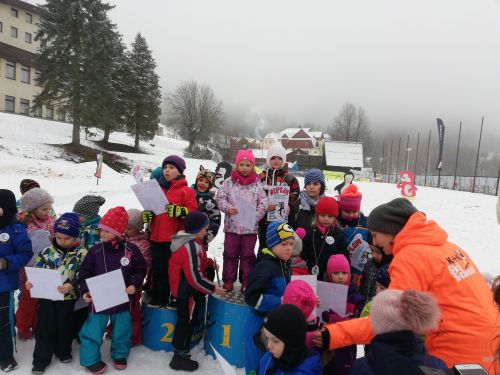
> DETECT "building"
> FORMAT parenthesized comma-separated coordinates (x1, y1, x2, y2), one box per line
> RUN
(262, 127, 327, 156)
(324, 141, 364, 172)
(0, 0, 65, 120)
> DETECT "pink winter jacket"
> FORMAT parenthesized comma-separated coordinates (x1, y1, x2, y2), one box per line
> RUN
(216, 176, 267, 235)
(127, 232, 151, 268)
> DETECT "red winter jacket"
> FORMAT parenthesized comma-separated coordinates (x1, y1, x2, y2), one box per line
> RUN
(149, 177, 198, 243)
(169, 232, 215, 298)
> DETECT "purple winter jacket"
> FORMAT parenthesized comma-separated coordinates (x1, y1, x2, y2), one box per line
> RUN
(79, 239, 146, 315)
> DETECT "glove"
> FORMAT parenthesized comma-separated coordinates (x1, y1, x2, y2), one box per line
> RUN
(142, 210, 154, 224)
(0, 258, 8, 270)
(165, 204, 188, 218)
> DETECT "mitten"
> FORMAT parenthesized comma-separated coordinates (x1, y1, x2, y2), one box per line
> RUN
(141, 210, 154, 224)
(165, 204, 188, 218)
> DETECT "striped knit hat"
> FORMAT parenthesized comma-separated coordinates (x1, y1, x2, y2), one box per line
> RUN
(266, 221, 295, 249)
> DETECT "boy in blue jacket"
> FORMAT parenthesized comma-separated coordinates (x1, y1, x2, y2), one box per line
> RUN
(244, 221, 295, 375)
(0, 189, 33, 372)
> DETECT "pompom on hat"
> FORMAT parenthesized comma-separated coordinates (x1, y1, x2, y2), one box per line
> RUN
(291, 227, 306, 257)
(98, 206, 129, 237)
(20, 188, 54, 213)
(338, 184, 362, 212)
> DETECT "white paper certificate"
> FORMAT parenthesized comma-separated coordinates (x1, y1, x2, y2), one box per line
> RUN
(131, 179, 169, 215)
(25, 267, 64, 301)
(85, 269, 129, 312)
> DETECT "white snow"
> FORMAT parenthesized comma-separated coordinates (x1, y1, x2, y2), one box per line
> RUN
(0, 112, 498, 374)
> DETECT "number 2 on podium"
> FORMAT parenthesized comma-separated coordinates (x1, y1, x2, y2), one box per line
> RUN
(220, 324, 231, 348)
(160, 322, 175, 342)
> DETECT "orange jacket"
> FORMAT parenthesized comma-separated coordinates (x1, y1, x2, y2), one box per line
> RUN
(325, 212, 499, 373)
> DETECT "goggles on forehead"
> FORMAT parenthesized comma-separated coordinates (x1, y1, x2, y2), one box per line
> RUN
(276, 223, 295, 241)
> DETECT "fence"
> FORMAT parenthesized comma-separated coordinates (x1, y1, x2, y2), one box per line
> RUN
(381, 173, 499, 196)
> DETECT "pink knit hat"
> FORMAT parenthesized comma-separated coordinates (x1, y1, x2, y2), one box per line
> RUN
(338, 184, 362, 212)
(283, 280, 316, 321)
(370, 289, 441, 335)
(326, 254, 351, 283)
(235, 149, 255, 166)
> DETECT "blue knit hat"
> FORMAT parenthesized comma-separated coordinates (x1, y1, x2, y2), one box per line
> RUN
(304, 169, 325, 186)
(184, 211, 210, 234)
(266, 221, 295, 249)
(54, 212, 80, 238)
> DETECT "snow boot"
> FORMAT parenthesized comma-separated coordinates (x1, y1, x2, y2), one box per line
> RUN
(86, 361, 107, 375)
(169, 353, 199, 372)
(0, 357, 18, 372)
(58, 354, 73, 364)
(113, 358, 127, 370)
(31, 365, 46, 374)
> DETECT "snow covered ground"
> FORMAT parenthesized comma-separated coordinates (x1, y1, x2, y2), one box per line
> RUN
(1, 112, 499, 374)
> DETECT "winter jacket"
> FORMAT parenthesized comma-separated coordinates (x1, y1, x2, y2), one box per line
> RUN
(258, 166, 300, 224)
(350, 331, 448, 375)
(258, 350, 323, 375)
(169, 231, 215, 299)
(325, 211, 500, 373)
(288, 192, 324, 230)
(301, 225, 348, 281)
(290, 256, 309, 276)
(193, 189, 221, 245)
(0, 223, 33, 292)
(149, 176, 198, 242)
(338, 212, 368, 229)
(34, 240, 88, 300)
(79, 216, 101, 249)
(78, 240, 146, 315)
(216, 175, 267, 234)
(126, 232, 151, 268)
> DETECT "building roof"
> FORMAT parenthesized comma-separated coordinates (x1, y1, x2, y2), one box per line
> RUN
(1, 0, 40, 14)
(324, 141, 364, 168)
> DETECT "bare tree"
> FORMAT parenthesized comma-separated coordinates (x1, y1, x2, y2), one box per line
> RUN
(166, 81, 224, 154)
(330, 102, 370, 143)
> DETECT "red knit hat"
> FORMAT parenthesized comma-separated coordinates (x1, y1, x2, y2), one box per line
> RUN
(339, 184, 362, 212)
(315, 196, 339, 217)
(99, 206, 129, 237)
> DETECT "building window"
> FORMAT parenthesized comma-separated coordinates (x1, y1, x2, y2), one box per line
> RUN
(5, 96, 15, 112)
(11, 8, 18, 17)
(57, 110, 66, 122)
(33, 106, 42, 117)
(46, 105, 54, 119)
(11, 26, 18, 38)
(20, 99, 30, 115)
(21, 66, 30, 83)
(6, 61, 16, 80)
(0, 21, 3, 33)
(25, 32, 31, 44)
(34, 70, 41, 86)
(26, 13, 33, 24)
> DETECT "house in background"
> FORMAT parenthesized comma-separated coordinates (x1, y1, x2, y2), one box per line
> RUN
(261, 127, 328, 156)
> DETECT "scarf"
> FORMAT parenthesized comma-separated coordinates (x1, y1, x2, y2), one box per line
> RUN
(231, 169, 257, 186)
(299, 190, 323, 211)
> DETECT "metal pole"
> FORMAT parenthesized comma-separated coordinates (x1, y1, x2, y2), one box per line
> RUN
(381, 141, 385, 178)
(437, 169, 441, 188)
(414, 132, 420, 174)
(453, 121, 462, 190)
(472, 117, 484, 193)
(424, 129, 431, 186)
(495, 165, 500, 196)
(388, 139, 394, 182)
(395, 137, 401, 182)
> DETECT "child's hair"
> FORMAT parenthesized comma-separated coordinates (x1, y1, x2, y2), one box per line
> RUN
(370, 289, 441, 335)
(338, 184, 362, 212)
(315, 197, 339, 218)
(20, 187, 54, 213)
(326, 254, 351, 283)
(0, 189, 19, 226)
(282, 280, 316, 321)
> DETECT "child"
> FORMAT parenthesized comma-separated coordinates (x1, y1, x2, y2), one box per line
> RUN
(351, 289, 448, 375)
(259, 304, 322, 375)
(168, 212, 226, 371)
(0, 189, 33, 372)
(290, 228, 308, 276)
(244, 220, 294, 374)
(17, 179, 57, 219)
(17, 187, 55, 341)
(124, 209, 151, 346)
(359, 246, 392, 301)
(282, 280, 320, 349)
(142, 155, 198, 307)
(289, 169, 325, 229)
(78, 207, 146, 374)
(321, 254, 365, 375)
(27, 213, 87, 374)
(72, 195, 106, 249)
(257, 143, 300, 250)
(216, 150, 267, 292)
(301, 197, 349, 281)
(192, 168, 221, 249)
(337, 184, 367, 228)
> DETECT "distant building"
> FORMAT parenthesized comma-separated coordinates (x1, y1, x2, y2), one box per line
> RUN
(0, 0, 66, 120)
(262, 127, 326, 156)
(324, 141, 364, 172)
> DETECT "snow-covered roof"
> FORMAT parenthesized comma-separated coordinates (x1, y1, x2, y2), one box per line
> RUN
(308, 131, 324, 138)
(249, 148, 293, 158)
(324, 141, 364, 168)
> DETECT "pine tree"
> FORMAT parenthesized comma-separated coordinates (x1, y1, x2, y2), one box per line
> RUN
(124, 33, 161, 149)
(34, 0, 119, 145)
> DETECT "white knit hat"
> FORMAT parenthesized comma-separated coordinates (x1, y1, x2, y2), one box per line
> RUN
(266, 143, 287, 166)
(20, 188, 54, 212)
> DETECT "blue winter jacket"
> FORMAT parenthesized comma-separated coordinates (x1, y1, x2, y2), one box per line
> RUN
(350, 331, 449, 375)
(0, 223, 33, 292)
(258, 350, 323, 375)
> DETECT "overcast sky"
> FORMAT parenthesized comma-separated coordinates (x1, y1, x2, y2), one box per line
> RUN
(104, 1, 500, 134)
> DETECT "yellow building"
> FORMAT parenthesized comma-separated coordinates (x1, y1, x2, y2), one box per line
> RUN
(0, 0, 65, 120)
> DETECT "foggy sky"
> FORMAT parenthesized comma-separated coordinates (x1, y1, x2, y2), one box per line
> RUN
(106, 1, 500, 134)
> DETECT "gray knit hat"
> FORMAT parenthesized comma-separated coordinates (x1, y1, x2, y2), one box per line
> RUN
(20, 188, 54, 212)
(73, 195, 106, 219)
(127, 208, 144, 231)
(367, 198, 417, 234)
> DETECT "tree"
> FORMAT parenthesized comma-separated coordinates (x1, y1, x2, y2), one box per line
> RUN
(123, 33, 161, 149)
(166, 81, 225, 155)
(34, 0, 119, 145)
(330, 102, 371, 143)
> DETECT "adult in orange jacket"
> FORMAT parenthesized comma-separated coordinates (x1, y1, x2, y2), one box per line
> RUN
(314, 198, 499, 374)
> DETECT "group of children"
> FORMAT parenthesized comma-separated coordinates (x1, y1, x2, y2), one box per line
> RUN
(0, 145, 450, 375)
